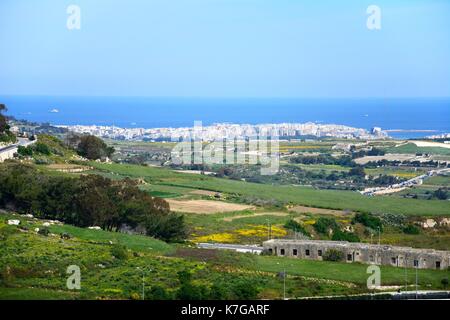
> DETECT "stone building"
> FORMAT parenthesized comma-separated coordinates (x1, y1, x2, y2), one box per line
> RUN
(263, 239, 450, 270)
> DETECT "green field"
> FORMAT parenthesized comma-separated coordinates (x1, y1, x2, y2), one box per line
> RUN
(88, 162, 450, 216)
(385, 143, 450, 156)
(250, 255, 447, 287)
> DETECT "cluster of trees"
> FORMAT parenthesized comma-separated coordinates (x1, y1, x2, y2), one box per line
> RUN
(0, 104, 16, 143)
(0, 162, 186, 242)
(284, 219, 309, 236)
(434, 188, 448, 200)
(140, 270, 261, 300)
(313, 217, 339, 234)
(313, 217, 360, 242)
(174, 271, 260, 300)
(364, 159, 448, 169)
(65, 133, 115, 160)
(351, 148, 385, 159)
(352, 212, 383, 232)
(289, 154, 356, 167)
(17, 142, 51, 157)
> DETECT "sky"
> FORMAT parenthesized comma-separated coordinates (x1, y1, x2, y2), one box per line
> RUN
(0, 0, 449, 98)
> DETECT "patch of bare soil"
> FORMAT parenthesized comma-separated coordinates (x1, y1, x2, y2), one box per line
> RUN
(223, 212, 289, 222)
(167, 199, 253, 214)
(290, 205, 353, 216)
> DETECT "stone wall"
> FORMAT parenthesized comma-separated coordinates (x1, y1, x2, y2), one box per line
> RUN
(263, 239, 450, 270)
(0, 146, 18, 162)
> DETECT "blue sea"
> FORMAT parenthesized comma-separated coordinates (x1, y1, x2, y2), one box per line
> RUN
(1, 96, 449, 139)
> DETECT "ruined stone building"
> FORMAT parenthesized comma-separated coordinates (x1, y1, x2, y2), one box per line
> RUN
(263, 239, 450, 270)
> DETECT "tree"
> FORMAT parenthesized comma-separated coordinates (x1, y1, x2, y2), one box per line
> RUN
(77, 135, 115, 160)
(403, 224, 420, 235)
(313, 217, 338, 234)
(148, 286, 171, 300)
(352, 212, 383, 231)
(17, 146, 33, 157)
(0, 162, 187, 242)
(33, 142, 51, 155)
(175, 270, 208, 300)
(349, 166, 366, 177)
(434, 188, 448, 200)
(232, 280, 259, 300)
(0, 104, 15, 143)
(284, 219, 309, 236)
(0, 104, 7, 133)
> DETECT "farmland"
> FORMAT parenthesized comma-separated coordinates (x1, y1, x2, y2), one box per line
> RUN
(88, 162, 450, 217)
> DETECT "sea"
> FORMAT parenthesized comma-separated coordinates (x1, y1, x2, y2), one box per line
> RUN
(1, 96, 449, 139)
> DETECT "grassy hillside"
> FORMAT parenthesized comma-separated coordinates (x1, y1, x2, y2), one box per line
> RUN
(89, 163, 450, 216)
(2, 213, 448, 300)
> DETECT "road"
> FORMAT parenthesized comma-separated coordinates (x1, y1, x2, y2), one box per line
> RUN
(197, 243, 263, 254)
(360, 167, 450, 196)
(0, 138, 36, 162)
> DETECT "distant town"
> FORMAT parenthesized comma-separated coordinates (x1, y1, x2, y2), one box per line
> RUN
(55, 122, 388, 141)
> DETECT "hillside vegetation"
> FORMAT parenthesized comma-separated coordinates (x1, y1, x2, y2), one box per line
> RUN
(1, 213, 448, 300)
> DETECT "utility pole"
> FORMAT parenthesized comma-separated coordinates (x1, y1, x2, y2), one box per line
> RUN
(415, 260, 419, 300)
(377, 226, 381, 246)
(137, 267, 150, 300)
(404, 256, 408, 292)
(142, 271, 145, 300)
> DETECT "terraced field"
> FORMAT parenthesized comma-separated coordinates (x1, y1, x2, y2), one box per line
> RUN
(89, 162, 450, 216)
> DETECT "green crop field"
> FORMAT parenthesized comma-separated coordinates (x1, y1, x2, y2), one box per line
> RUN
(89, 162, 450, 216)
(385, 143, 450, 156)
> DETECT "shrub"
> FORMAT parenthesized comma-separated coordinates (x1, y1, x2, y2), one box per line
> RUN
(232, 280, 259, 300)
(176, 283, 208, 300)
(284, 219, 309, 236)
(352, 212, 383, 231)
(33, 142, 51, 155)
(17, 146, 33, 157)
(403, 224, 420, 235)
(441, 278, 449, 289)
(313, 217, 338, 234)
(38, 227, 50, 236)
(323, 249, 344, 262)
(110, 244, 129, 260)
(60, 232, 72, 239)
(148, 285, 171, 300)
(332, 230, 360, 242)
(434, 188, 448, 200)
(378, 213, 406, 228)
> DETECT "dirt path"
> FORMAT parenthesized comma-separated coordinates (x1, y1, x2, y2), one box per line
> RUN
(290, 205, 353, 216)
(222, 212, 289, 222)
(167, 199, 253, 214)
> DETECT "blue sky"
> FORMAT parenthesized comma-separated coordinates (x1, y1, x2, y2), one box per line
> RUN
(0, 0, 449, 98)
